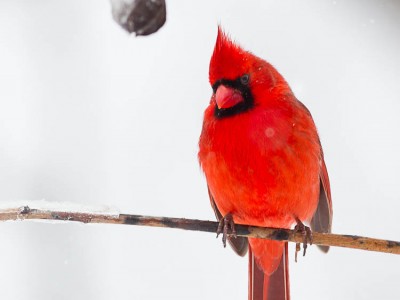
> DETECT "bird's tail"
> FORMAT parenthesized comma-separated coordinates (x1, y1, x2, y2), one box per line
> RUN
(248, 241, 290, 300)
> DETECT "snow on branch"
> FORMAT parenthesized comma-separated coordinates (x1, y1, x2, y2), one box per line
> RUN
(0, 202, 399, 255)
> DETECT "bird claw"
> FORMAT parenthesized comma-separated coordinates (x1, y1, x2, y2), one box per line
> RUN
(294, 217, 313, 262)
(217, 213, 237, 247)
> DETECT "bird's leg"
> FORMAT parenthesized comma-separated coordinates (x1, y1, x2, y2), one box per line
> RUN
(294, 217, 313, 262)
(216, 213, 237, 248)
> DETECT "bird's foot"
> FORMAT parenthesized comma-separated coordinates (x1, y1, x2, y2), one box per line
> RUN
(294, 217, 313, 262)
(216, 213, 237, 248)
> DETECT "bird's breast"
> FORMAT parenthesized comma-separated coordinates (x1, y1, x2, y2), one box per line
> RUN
(199, 103, 320, 228)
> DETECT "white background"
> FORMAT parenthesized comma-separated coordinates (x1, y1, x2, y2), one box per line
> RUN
(0, 0, 399, 299)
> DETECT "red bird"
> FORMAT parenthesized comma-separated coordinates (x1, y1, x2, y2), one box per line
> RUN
(199, 28, 332, 300)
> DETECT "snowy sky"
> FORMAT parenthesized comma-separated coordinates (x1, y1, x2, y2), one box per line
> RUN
(0, 1, 399, 299)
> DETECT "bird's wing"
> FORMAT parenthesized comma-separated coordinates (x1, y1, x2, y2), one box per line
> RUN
(311, 157, 333, 252)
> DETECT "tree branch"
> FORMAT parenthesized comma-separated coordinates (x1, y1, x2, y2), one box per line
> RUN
(0, 205, 399, 255)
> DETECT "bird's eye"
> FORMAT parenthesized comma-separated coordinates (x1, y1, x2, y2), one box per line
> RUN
(240, 74, 250, 85)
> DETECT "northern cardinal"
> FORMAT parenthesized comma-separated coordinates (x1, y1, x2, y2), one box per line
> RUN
(198, 28, 332, 300)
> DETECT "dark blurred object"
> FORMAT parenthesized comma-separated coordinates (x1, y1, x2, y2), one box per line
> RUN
(110, 0, 166, 36)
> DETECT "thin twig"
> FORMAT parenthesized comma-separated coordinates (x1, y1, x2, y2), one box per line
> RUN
(0, 205, 399, 255)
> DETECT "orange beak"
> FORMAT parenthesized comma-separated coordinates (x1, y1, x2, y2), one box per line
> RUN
(215, 85, 244, 109)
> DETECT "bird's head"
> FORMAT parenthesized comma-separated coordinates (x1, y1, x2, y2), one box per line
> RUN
(209, 27, 291, 118)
